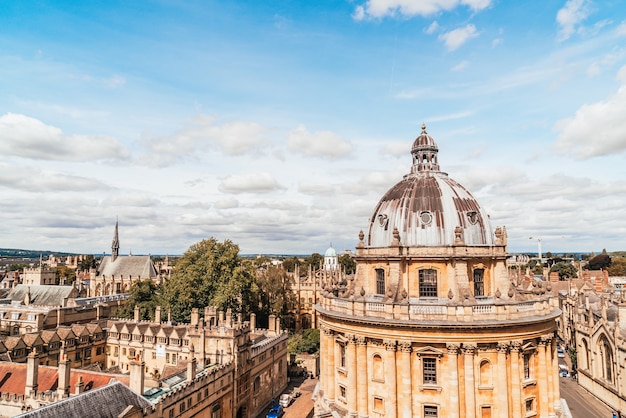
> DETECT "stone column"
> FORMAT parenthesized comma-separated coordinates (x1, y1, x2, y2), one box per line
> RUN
(356, 336, 369, 418)
(538, 337, 549, 417)
(463, 343, 477, 418)
(384, 340, 397, 418)
(397, 342, 412, 417)
(551, 338, 560, 414)
(446, 343, 461, 418)
(496, 342, 510, 417)
(323, 327, 335, 400)
(411, 346, 420, 415)
(510, 340, 522, 417)
(544, 336, 555, 415)
(347, 334, 358, 416)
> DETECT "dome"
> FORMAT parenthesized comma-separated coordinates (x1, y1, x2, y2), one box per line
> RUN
(324, 245, 337, 257)
(367, 125, 494, 247)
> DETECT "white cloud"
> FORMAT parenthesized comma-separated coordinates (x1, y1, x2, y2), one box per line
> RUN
(425, 21, 439, 35)
(380, 141, 411, 158)
(491, 38, 503, 47)
(439, 24, 479, 51)
(214, 198, 240, 209)
(553, 73, 626, 158)
(287, 125, 352, 160)
(218, 173, 285, 194)
(0, 113, 130, 162)
(298, 182, 336, 196)
(617, 21, 626, 36)
(587, 63, 601, 76)
(142, 116, 269, 166)
(556, 0, 591, 42)
(353, 0, 491, 20)
(0, 165, 108, 192)
(451, 60, 469, 71)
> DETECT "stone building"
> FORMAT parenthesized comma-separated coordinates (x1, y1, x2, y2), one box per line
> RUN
(315, 126, 562, 418)
(90, 220, 163, 297)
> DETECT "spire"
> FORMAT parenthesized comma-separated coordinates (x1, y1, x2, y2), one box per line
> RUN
(111, 217, 120, 262)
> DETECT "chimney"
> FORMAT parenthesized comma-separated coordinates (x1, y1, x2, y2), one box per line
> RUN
(218, 310, 224, 327)
(596, 277, 603, 292)
(187, 345, 197, 382)
(155, 306, 162, 323)
(191, 308, 199, 326)
(74, 375, 85, 395)
(250, 313, 256, 331)
(129, 357, 145, 395)
(25, 349, 39, 396)
(57, 344, 71, 398)
(269, 314, 276, 333)
(275, 316, 281, 334)
(134, 305, 140, 322)
(225, 308, 232, 327)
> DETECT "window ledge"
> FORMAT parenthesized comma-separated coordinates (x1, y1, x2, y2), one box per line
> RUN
(337, 367, 347, 376)
(478, 385, 494, 390)
(419, 384, 442, 392)
(338, 396, 347, 404)
(525, 412, 537, 418)
(522, 379, 536, 388)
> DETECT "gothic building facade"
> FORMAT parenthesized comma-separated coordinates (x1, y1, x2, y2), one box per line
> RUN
(315, 126, 562, 418)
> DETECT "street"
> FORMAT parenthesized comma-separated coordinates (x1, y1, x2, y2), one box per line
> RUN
(560, 375, 614, 418)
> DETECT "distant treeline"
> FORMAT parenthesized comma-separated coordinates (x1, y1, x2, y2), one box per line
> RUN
(0, 248, 79, 258)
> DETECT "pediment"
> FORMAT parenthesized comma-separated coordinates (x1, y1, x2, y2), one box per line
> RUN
(414, 345, 444, 357)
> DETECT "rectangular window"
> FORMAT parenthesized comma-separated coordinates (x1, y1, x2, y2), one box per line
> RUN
(524, 353, 531, 380)
(419, 269, 438, 297)
(525, 398, 534, 412)
(373, 397, 384, 412)
(339, 385, 346, 401)
(474, 269, 485, 297)
(424, 405, 438, 417)
(339, 344, 346, 368)
(423, 357, 437, 384)
(376, 269, 385, 295)
(166, 353, 170, 363)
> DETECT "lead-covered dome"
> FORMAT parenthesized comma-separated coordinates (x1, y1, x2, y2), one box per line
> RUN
(367, 125, 494, 247)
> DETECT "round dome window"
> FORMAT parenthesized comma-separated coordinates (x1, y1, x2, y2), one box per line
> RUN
(420, 211, 433, 226)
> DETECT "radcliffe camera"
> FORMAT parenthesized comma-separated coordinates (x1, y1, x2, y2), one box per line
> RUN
(0, 1, 624, 418)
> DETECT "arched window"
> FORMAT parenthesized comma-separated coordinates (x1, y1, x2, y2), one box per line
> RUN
(253, 376, 260, 394)
(372, 354, 384, 381)
(473, 269, 484, 297)
(599, 336, 614, 383)
(479, 360, 492, 387)
(419, 269, 437, 297)
(580, 339, 589, 370)
(376, 269, 385, 295)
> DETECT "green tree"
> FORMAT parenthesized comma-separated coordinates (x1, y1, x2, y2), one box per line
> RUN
(339, 253, 356, 274)
(117, 279, 161, 320)
(302, 253, 323, 272)
(160, 238, 257, 322)
(587, 254, 611, 270)
(79, 254, 97, 270)
(288, 328, 320, 354)
(549, 262, 578, 280)
(256, 265, 296, 328)
(55, 266, 76, 284)
(608, 257, 626, 276)
(282, 256, 300, 273)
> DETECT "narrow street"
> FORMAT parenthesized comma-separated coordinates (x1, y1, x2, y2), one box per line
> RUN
(256, 375, 317, 418)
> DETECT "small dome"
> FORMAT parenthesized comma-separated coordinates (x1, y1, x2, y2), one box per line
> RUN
(367, 126, 494, 247)
(324, 245, 337, 257)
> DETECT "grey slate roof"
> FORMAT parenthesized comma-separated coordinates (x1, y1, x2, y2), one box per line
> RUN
(15, 381, 152, 418)
(7, 285, 77, 306)
(97, 255, 157, 279)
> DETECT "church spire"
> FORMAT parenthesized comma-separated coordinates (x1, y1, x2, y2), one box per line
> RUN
(112, 218, 120, 262)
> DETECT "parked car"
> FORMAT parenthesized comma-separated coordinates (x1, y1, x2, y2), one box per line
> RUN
(266, 405, 284, 418)
(557, 349, 565, 358)
(279, 393, 292, 407)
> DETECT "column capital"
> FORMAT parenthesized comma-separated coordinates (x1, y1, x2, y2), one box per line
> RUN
(398, 341, 412, 353)
(345, 333, 358, 344)
(446, 343, 461, 354)
(497, 342, 509, 353)
(383, 339, 397, 351)
(462, 343, 477, 354)
(355, 336, 367, 346)
(322, 327, 333, 336)
(510, 340, 523, 352)
(540, 334, 553, 345)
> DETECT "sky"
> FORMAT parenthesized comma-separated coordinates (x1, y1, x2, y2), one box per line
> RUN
(1, 0, 626, 256)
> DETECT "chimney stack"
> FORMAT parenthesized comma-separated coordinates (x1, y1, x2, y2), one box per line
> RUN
(250, 313, 256, 331)
(191, 308, 199, 326)
(25, 349, 39, 396)
(57, 344, 71, 398)
(134, 305, 140, 322)
(129, 356, 145, 395)
(155, 306, 162, 323)
(74, 375, 85, 395)
(187, 345, 197, 382)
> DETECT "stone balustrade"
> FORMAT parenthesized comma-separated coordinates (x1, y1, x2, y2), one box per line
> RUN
(320, 295, 557, 324)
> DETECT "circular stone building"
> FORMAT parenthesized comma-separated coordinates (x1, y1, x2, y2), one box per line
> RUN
(315, 125, 561, 418)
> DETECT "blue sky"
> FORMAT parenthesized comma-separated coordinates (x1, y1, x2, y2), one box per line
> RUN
(1, 0, 626, 256)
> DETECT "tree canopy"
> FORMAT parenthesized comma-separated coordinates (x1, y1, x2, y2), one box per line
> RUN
(549, 262, 578, 280)
(288, 329, 320, 354)
(117, 279, 161, 320)
(256, 265, 296, 328)
(339, 254, 356, 274)
(608, 257, 626, 276)
(587, 254, 611, 270)
(160, 238, 257, 322)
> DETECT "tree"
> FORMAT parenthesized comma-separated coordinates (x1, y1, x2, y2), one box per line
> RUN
(608, 257, 626, 276)
(117, 279, 161, 320)
(549, 262, 578, 280)
(79, 254, 97, 270)
(160, 238, 257, 322)
(256, 265, 296, 328)
(302, 253, 323, 272)
(55, 266, 76, 284)
(282, 256, 300, 273)
(587, 254, 611, 270)
(339, 254, 356, 275)
(288, 328, 320, 354)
